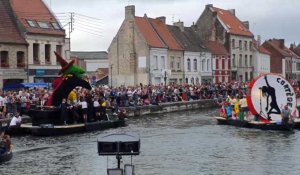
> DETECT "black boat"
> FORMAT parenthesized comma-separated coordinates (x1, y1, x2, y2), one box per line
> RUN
(215, 117, 251, 128)
(28, 119, 126, 136)
(215, 117, 293, 131)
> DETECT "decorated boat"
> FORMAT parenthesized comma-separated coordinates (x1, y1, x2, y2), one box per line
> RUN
(8, 52, 126, 137)
(216, 73, 296, 131)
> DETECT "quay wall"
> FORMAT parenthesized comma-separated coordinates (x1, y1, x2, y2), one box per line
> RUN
(124, 99, 218, 117)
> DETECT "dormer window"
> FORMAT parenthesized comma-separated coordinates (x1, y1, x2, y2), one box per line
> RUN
(51, 22, 61, 30)
(37, 22, 49, 29)
(27, 20, 36, 27)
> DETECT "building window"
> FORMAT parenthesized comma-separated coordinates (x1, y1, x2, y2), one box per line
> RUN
(250, 71, 253, 80)
(232, 39, 235, 48)
(228, 58, 231, 69)
(187, 58, 191, 71)
(222, 59, 225, 69)
(154, 55, 158, 69)
(33, 43, 40, 64)
(17, 51, 25, 67)
(239, 54, 242, 67)
(170, 56, 174, 69)
(37, 22, 49, 29)
(193, 59, 197, 71)
(196, 77, 199, 84)
(177, 57, 181, 70)
(250, 55, 253, 67)
(245, 72, 248, 81)
(202, 59, 205, 71)
(239, 40, 242, 51)
(56, 45, 62, 56)
(249, 41, 253, 51)
(0, 51, 9, 67)
(45, 44, 51, 64)
(161, 56, 165, 69)
(27, 20, 36, 27)
(185, 78, 188, 84)
(191, 77, 194, 84)
(207, 59, 210, 71)
(244, 41, 248, 51)
(232, 54, 235, 68)
(216, 59, 219, 69)
(51, 22, 61, 30)
(245, 55, 248, 67)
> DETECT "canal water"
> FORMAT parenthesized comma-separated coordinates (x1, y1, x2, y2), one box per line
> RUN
(2, 108, 300, 175)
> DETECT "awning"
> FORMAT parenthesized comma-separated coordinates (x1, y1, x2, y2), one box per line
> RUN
(3, 82, 49, 90)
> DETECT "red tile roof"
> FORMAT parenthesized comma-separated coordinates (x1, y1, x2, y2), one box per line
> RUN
(135, 16, 165, 48)
(0, 0, 27, 44)
(211, 7, 253, 37)
(259, 46, 271, 55)
(266, 39, 293, 57)
(10, 0, 65, 36)
(149, 18, 183, 51)
(205, 41, 229, 55)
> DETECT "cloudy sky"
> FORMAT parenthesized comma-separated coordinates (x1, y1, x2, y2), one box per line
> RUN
(44, 0, 300, 51)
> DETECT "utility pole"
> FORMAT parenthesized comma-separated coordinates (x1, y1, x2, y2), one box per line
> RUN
(69, 12, 74, 51)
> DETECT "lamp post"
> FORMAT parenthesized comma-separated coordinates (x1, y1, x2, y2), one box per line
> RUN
(110, 64, 113, 88)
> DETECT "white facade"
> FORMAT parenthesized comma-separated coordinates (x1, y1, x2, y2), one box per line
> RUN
(184, 51, 201, 84)
(230, 35, 254, 81)
(199, 51, 213, 84)
(149, 48, 169, 85)
(27, 35, 70, 82)
(253, 52, 270, 77)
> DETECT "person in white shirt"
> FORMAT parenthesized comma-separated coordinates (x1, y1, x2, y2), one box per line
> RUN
(79, 97, 88, 123)
(9, 112, 22, 127)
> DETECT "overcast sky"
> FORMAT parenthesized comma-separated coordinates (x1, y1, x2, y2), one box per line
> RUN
(44, 0, 300, 51)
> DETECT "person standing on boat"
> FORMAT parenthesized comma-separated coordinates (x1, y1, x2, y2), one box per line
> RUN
(60, 98, 69, 125)
(281, 105, 291, 125)
(9, 111, 22, 127)
(261, 75, 281, 120)
(239, 95, 249, 120)
(79, 97, 88, 123)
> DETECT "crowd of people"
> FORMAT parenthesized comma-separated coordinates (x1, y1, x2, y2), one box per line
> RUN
(0, 80, 298, 124)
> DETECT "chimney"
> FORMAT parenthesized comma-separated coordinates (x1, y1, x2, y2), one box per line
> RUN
(290, 43, 296, 50)
(206, 4, 213, 9)
(174, 21, 184, 32)
(228, 9, 235, 16)
(242, 21, 249, 30)
(257, 35, 261, 47)
(156, 16, 166, 24)
(279, 39, 285, 49)
(125, 5, 135, 19)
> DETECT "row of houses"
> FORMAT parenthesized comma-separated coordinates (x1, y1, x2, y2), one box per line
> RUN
(108, 5, 300, 87)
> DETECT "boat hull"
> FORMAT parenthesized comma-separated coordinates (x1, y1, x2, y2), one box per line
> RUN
(215, 117, 293, 131)
(29, 119, 126, 136)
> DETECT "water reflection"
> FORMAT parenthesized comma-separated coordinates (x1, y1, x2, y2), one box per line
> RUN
(1, 108, 300, 175)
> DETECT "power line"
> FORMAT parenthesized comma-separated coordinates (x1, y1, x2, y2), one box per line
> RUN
(74, 28, 103, 37)
(74, 23, 103, 34)
(74, 21, 103, 30)
(74, 17, 103, 26)
(75, 13, 102, 21)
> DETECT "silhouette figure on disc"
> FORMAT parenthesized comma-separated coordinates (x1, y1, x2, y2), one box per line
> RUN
(260, 75, 281, 120)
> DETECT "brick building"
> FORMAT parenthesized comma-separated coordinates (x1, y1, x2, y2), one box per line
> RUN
(10, 0, 70, 83)
(262, 39, 300, 80)
(195, 4, 255, 82)
(108, 6, 184, 87)
(0, 0, 28, 88)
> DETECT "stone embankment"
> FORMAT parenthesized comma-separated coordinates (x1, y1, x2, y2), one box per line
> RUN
(125, 99, 218, 117)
